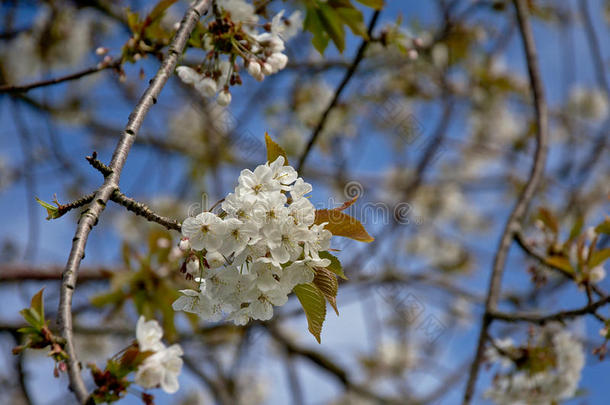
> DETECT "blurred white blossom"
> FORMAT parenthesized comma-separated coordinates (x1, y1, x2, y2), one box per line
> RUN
(134, 316, 184, 394)
(484, 326, 585, 405)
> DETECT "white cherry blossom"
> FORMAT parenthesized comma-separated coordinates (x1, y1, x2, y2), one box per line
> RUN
(135, 344, 183, 393)
(181, 212, 227, 251)
(133, 317, 184, 394)
(136, 316, 164, 352)
(221, 218, 260, 257)
(303, 223, 332, 260)
(271, 10, 303, 40)
(291, 178, 312, 199)
(288, 197, 315, 226)
(263, 221, 306, 265)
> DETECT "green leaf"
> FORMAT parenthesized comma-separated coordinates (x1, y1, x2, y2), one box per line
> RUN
(354, 0, 385, 10)
(90, 289, 125, 308)
(304, 6, 330, 54)
(568, 216, 584, 241)
(589, 248, 610, 268)
(188, 22, 205, 48)
(118, 346, 154, 376)
(319, 251, 347, 280)
(30, 288, 45, 321)
(536, 207, 559, 235)
(19, 289, 46, 329)
(126, 9, 140, 33)
(595, 219, 610, 235)
(17, 326, 38, 334)
(148, 0, 178, 23)
(335, 6, 368, 39)
(318, 4, 346, 52)
(19, 308, 41, 329)
(315, 209, 374, 242)
(544, 255, 573, 273)
(265, 132, 288, 165)
(35, 197, 60, 220)
(293, 283, 327, 343)
(313, 267, 339, 315)
(121, 243, 132, 268)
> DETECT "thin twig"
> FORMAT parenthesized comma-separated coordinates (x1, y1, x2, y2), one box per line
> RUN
(56, 2, 211, 402)
(296, 10, 381, 173)
(182, 357, 233, 405)
(111, 189, 181, 231)
(490, 295, 610, 324)
(0, 59, 121, 94)
(578, 0, 610, 94)
(55, 193, 96, 218)
(462, 1, 549, 403)
(85, 152, 113, 177)
(575, 0, 610, 180)
(514, 230, 606, 297)
(40, 191, 180, 232)
(10, 331, 33, 405)
(284, 355, 305, 405)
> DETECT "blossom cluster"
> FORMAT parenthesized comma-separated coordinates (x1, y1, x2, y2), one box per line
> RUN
(173, 156, 331, 324)
(176, 0, 302, 105)
(484, 326, 585, 404)
(134, 316, 184, 394)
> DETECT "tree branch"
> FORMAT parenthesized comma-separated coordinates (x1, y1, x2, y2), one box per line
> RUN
(462, 0, 549, 403)
(9, 331, 33, 405)
(111, 189, 181, 231)
(490, 294, 610, 324)
(575, 0, 610, 180)
(53, 193, 97, 218)
(56, 2, 211, 402)
(0, 264, 110, 282)
(85, 152, 113, 177)
(578, 0, 610, 94)
(296, 10, 381, 173)
(0, 59, 121, 94)
(44, 153, 181, 230)
(38, 189, 180, 231)
(514, 230, 606, 297)
(182, 357, 233, 405)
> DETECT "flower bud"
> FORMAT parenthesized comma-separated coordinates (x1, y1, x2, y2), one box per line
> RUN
(267, 53, 288, 72)
(261, 62, 273, 75)
(590, 266, 606, 283)
(217, 90, 232, 106)
(186, 257, 200, 276)
(179, 238, 190, 251)
(176, 66, 199, 85)
(247, 60, 261, 77)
